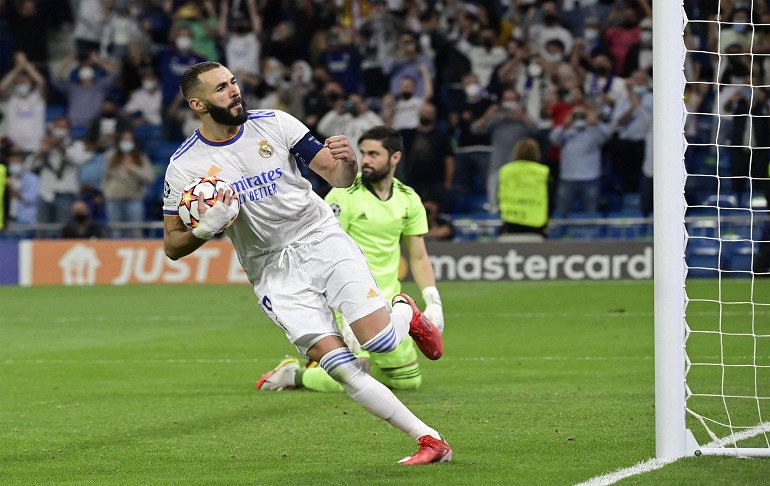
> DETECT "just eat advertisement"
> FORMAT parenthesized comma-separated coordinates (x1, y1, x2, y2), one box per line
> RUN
(20, 240, 249, 286)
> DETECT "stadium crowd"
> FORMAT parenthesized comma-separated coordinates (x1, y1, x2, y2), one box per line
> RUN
(0, 0, 768, 239)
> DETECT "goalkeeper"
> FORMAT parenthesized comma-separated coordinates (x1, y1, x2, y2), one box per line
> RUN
(257, 126, 444, 392)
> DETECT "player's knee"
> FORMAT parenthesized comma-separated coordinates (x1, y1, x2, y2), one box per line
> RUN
(360, 323, 398, 353)
(390, 375, 422, 391)
(319, 347, 362, 385)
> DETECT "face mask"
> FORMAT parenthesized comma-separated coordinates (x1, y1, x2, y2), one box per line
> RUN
(527, 63, 543, 78)
(8, 164, 22, 176)
(633, 85, 648, 95)
(143, 80, 157, 90)
(501, 101, 518, 111)
(264, 71, 281, 87)
(15, 84, 31, 96)
(400, 92, 414, 101)
(572, 119, 587, 129)
(594, 66, 609, 76)
(544, 14, 557, 24)
(79, 66, 95, 81)
(74, 213, 89, 224)
(543, 52, 563, 63)
(584, 29, 599, 43)
(465, 83, 482, 98)
(641, 31, 652, 44)
(119, 141, 135, 153)
(419, 117, 433, 126)
(482, 38, 495, 49)
(52, 127, 70, 139)
(176, 36, 193, 51)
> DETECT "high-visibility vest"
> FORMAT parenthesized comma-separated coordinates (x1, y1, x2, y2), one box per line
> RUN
(498, 160, 549, 228)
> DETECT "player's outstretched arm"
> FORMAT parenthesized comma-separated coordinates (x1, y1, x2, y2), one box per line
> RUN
(309, 135, 358, 188)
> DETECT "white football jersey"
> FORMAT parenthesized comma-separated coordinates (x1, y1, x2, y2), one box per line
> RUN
(163, 109, 338, 279)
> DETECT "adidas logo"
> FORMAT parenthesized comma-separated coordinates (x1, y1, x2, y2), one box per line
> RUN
(367, 288, 378, 299)
(208, 165, 223, 176)
(358, 213, 369, 220)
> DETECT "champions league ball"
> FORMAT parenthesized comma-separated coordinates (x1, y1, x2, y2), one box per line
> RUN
(177, 176, 240, 230)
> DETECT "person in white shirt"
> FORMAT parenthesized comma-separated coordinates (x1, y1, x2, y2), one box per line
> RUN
(123, 70, 163, 126)
(317, 93, 384, 164)
(162, 61, 451, 465)
(0, 52, 47, 153)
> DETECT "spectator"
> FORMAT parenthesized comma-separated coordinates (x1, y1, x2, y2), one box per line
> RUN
(640, 112, 654, 218)
(265, 19, 307, 68)
(157, 26, 206, 108)
(123, 70, 163, 127)
(400, 102, 455, 212)
(52, 52, 121, 129)
(61, 199, 105, 239)
(610, 70, 653, 200)
(549, 104, 613, 216)
(102, 131, 156, 238)
(7, 0, 51, 70)
(472, 87, 537, 212)
(529, 1, 574, 57)
(219, 0, 262, 81)
(120, 41, 157, 104)
(26, 118, 93, 224)
(582, 52, 627, 123)
(603, 6, 641, 77)
(5, 148, 40, 226)
(715, 6, 753, 54)
(320, 26, 361, 96)
(317, 93, 384, 163)
(423, 196, 455, 241)
(384, 30, 434, 99)
(279, 60, 314, 121)
(301, 67, 336, 136)
(449, 73, 494, 199)
(87, 98, 133, 153)
(456, 25, 507, 89)
(100, 3, 142, 61)
(250, 57, 286, 110)
(167, 92, 201, 139)
(498, 138, 550, 239)
(625, 17, 653, 76)
(381, 69, 432, 131)
(0, 52, 47, 154)
(357, 0, 400, 98)
(73, 0, 107, 57)
(172, 0, 220, 62)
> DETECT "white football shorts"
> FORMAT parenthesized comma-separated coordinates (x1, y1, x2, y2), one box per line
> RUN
(251, 225, 387, 357)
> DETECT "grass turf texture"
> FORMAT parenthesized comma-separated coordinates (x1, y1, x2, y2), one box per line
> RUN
(1, 280, 769, 485)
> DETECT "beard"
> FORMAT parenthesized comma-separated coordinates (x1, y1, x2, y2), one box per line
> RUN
(361, 163, 391, 184)
(205, 98, 248, 126)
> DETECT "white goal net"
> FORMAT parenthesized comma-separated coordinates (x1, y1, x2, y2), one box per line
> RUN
(655, 0, 770, 458)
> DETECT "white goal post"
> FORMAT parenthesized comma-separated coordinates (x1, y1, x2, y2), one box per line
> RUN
(654, 0, 770, 458)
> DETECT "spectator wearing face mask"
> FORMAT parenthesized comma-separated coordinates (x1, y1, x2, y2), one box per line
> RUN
(455, 25, 507, 89)
(158, 26, 206, 107)
(317, 93, 384, 164)
(529, 1, 574, 58)
(603, 6, 642, 77)
(87, 98, 133, 153)
(582, 52, 627, 123)
(381, 70, 433, 131)
(102, 130, 156, 238)
(172, 1, 220, 63)
(716, 7, 753, 54)
(472, 88, 536, 212)
(5, 148, 40, 227)
(0, 52, 47, 154)
(52, 51, 121, 129)
(61, 199, 105, 239)
(549, 104, 613, 216)
(625, 17, 653, 77)
(123, 70, 163, 127)
(220, 0, 262, 82)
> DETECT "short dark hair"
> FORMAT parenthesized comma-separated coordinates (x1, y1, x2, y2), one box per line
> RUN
(358, 126, 403, 157)
(180, 61, 223, 100)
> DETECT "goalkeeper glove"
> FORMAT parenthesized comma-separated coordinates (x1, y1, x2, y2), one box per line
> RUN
(421, 286, 444, 334)
(192, 200, 238, 240)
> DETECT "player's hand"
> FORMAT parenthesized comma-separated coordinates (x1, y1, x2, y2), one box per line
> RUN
(325, 135, 357, 167)
(424, 303, 444, 334)
(192, 188, 237, 240)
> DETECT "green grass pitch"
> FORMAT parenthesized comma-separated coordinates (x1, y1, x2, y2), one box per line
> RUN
(2, 280, 769, 485)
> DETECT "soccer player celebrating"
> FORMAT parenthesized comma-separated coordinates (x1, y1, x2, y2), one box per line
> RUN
(161, 62, 451, 465)
(257, 126, 444, 393)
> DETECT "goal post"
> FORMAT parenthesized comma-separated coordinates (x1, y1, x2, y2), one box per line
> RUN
(653, 0, 687, 459)
(654, 0, 770, 458)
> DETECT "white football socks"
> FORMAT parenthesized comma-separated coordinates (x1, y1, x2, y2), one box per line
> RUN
(319, 348, 439, 441)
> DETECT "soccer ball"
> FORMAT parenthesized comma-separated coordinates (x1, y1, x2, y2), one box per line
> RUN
(177, 176, 240, 230)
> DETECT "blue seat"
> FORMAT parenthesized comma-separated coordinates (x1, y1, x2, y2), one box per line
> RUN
(726, 240, 755, 275)
(564, 211, 603, 239)
(686, 239, 724, 278)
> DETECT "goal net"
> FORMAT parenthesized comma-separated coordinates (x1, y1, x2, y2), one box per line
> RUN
(655, 0, 770, 458)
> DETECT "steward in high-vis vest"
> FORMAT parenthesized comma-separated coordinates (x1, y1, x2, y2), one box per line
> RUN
(497, 138, 550, 237)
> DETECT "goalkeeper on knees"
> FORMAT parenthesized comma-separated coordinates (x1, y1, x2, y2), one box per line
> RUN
(256, 126, 445, 393)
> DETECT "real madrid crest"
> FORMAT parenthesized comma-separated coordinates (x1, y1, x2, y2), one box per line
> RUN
(258, 139, 274, 158)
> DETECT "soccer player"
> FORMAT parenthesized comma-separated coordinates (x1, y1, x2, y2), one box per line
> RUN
(256, 126, 444, 393)
(161, 62, 451, 465)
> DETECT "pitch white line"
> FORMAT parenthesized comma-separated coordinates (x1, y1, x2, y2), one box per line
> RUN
(575, 423, 770, 486)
